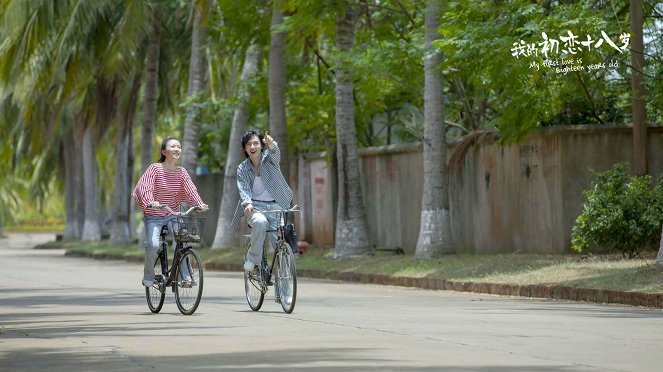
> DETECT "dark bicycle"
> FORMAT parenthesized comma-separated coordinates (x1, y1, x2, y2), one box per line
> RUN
(145, 205, 206, 315)
(244, 205, 301, 314)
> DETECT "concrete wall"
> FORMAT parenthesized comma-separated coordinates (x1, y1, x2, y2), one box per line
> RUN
(360, 144, 423, 251)
(296, 126, 663, 253)
(449, 126, 663, 253)
(197, 126, 663, 253)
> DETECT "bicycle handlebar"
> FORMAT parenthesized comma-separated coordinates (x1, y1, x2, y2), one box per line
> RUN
(149, 204, 204, 216)
(253, 204, 302, 215)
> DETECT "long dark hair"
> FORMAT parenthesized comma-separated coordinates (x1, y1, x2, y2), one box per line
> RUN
(241, 130, 264, 158)
(158, 136, 179, 163)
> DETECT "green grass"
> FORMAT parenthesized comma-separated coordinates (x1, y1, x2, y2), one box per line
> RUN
(62, 241, 663, 294)
(5, 225, 65, 232)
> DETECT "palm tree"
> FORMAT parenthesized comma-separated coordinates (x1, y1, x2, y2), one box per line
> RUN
(269, 0, 290, 182)
(414, 0, 454, 259)
(109, 74, 141, 246)
(0, 0, 159, 243)
(0, 1, 99, 240)
(181, 0, 208, 179)
(630, 0, 646, 177)
(333, 1, 371, 258)
(81, 117, 101, 241)
(62, 120, 84, 240)
(141, 2, 162, 172)
(211, 43, 260, 249)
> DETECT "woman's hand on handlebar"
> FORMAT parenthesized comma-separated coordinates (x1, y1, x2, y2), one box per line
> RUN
(147, 203, 207, 215)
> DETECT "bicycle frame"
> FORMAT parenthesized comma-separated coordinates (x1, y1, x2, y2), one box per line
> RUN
(155, 226, 193, 291)
(145, 204, 205, 315)
(248, 205, 301, 291)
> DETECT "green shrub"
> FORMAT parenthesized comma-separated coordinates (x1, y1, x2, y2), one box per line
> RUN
(571, 163, 663, 258)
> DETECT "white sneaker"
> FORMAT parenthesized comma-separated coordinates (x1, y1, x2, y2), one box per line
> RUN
(179, 278, 195, 288)
(244, 260, 257, 272)
(142, 279, 154, 287)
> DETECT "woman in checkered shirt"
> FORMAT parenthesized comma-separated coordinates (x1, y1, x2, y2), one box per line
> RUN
(231, 130, 293, 272)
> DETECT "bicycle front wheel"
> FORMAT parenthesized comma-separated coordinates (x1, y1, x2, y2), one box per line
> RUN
(244, 247, 265, 311)
(276, 242, 297, 313)
(146, 252, 165, 313)
(174, 249, 203, 315)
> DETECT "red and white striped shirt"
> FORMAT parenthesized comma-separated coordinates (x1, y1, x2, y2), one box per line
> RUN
(132, 163, 205, 217)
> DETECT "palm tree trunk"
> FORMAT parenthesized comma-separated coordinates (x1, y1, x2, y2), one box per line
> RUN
(211, 43, 260, 249)
(62, 128, 80, 240)
(81, 124, 101, 241)
(415, 0, 454, 259)
(656, 223, 663, 267)
(72, 116, 87, 238)
(109, 125, 132, 246)
(269, 0, 290, 182)
(141, 5, 161, 172)
(181, 1, 207, 179)
(110, 75, 141, 246)
(630, 0, 646, 176)
(333, 1, 371, 258)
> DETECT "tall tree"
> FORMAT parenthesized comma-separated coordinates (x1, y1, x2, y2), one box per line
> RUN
(415, 0, 454, 259)
(211, 43, 260, 249)
(62, 120, 84, 240)
(141, 3, 162, 172)
(269, 0, 290, 182)
(81, 122, 101, 241)
(110, 75, 141, 246)
(0, 0, 156, 242)
(333, 1, 371, 258)
(630, 0, 646, 176)
(181, 0, 208, 179)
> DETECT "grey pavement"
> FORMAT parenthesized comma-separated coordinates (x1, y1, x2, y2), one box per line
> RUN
(1, 232, 663, 371)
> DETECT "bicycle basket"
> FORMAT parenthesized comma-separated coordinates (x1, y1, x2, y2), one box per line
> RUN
(171, 216, 205, 243)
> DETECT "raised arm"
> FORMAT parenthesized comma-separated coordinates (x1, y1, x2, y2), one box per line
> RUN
(265, 141, 281, 166)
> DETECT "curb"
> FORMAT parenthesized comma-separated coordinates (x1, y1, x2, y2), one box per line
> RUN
(293, 269, 663, 309)
(68, 251, 663, 309)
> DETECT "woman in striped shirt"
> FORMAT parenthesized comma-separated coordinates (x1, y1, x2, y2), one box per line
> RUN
(132, 136, 209, 287)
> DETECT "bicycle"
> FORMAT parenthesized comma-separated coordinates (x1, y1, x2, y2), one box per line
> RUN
(244, 205, 301, 314)
(145, 205, 206, 315)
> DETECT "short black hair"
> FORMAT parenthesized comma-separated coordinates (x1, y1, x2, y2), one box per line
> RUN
(241, 130, 264, 158)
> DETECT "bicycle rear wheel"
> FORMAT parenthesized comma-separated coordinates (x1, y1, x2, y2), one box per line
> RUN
(276, 242, 297, 313)
(146, 251, 165, 313)
(174, 249, 203, 315)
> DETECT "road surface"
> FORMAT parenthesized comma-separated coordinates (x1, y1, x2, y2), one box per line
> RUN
(1, 232, 663, 371)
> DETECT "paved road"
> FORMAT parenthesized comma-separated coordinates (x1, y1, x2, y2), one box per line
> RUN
(1, 232, 663, 371)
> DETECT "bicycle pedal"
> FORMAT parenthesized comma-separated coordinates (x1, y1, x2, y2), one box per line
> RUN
(152, 282, 165, 292)
(179, 280, 196, 288)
